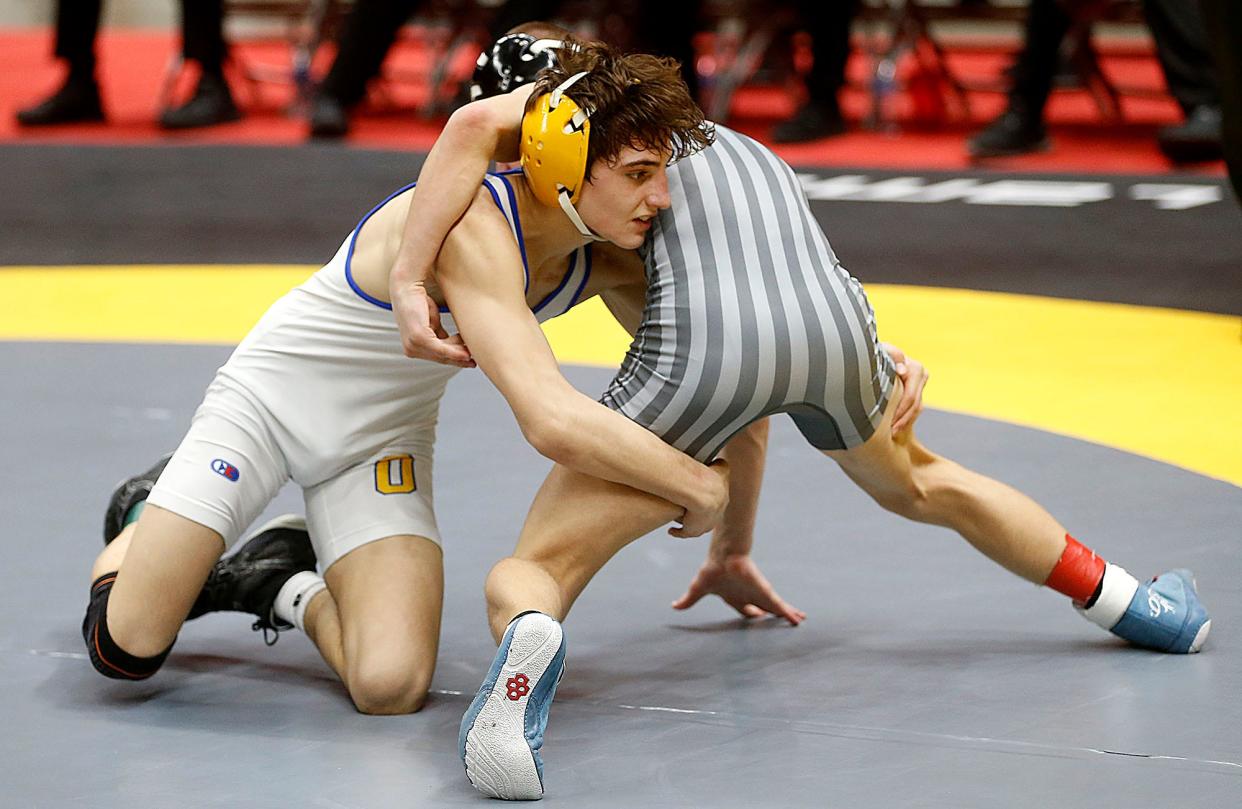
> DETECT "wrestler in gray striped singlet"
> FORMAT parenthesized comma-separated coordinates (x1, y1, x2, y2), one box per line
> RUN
(600, 125, 896, 462)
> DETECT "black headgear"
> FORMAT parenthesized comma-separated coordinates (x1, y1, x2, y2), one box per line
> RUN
(470, 33, 562, 101)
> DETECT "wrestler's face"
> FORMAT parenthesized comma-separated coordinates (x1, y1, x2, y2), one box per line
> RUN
(577, 146, 671, 249)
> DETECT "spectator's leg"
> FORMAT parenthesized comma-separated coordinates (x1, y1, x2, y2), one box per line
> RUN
(967, 0, 1070, 158)
(159, 0, 240, 129)
(1198, 0, 1241, 195)
(182, 0, 229, 79)
(773, 0, 859, 142)
(1007, 0, 1072, 119)
(1143, 0, 1222, 162)
(55, 0, 103, 80)
(311, 0, 423, 138)
(16, 0, 105, 125)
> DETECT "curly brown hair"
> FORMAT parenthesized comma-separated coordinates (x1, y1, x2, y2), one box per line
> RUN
(526, 37, 715, 171)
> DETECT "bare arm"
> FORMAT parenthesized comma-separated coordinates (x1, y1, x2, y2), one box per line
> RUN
(437, 193, 728, 536)
(389, 88, 533, 363)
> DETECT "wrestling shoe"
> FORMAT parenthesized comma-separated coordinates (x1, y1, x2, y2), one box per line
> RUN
(1107, 569, 1211, 654)
(460, 612, 566, 800)
(102, 453, 172, 544)
(186, 514, 317, 643)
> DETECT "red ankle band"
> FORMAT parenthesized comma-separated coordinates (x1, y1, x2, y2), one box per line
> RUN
(1044, 534, 1106, 602)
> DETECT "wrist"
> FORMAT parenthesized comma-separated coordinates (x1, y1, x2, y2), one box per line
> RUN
(708, 532, 752, 561)
(682, 463, 721, 511)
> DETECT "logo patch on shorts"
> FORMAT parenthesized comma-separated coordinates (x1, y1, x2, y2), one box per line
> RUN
(374, 454, 416, 495)
(211, 458, 240, 482)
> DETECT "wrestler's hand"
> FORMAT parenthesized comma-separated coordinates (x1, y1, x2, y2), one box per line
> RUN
(882, 342, 928, 436)
(390, 274, 476, 367)
(671, 553, 805, 626)
(669, 459, 730, 539)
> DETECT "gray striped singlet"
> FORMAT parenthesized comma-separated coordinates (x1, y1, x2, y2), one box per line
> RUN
(600, 125, 896, 462)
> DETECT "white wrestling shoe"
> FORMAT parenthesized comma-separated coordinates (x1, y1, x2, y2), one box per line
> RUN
(459, 612, 566, 800)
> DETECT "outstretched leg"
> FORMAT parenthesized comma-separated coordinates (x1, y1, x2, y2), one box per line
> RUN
(826, 379, 1211, 654)
(463, 466, 691, 800)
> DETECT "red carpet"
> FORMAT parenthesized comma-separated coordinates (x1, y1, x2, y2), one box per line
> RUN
(0, 27, 1225, 176)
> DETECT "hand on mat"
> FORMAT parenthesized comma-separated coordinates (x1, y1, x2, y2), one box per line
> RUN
(672, 553, 805, 626)
(882, 342, 928, 435)
(670, 459, 730, 539)
(390, 276, 475, 367)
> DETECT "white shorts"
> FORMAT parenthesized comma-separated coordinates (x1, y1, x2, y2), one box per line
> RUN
(147, 236, 459, 569)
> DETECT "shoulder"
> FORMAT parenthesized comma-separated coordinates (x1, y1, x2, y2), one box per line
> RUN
(446, 185, 507, 240)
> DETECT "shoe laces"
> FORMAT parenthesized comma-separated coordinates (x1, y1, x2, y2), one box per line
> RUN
(250, 609, 289, 647)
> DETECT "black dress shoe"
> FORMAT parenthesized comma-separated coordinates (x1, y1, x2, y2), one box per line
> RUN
(967, 109, 1049, 158)
(158, 73, 240, 129)
(772, 103, 847, 143)
(1157, 106, 1223, 163)
(16, 79, 104, 126)
(308, 95, 349, 139)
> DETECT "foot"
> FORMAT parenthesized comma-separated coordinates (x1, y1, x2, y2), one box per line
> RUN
(308, 94, 349, 139)
(771, 102, 846, 144)
(1108, 569, 1211, 654)
(967, 108, 1049, 158)
(159, 72, 240, 130)
(186, 514, 317, 643)
(460, 612, 566, 801)
(1157, 106, 1223, 163)
(16, 78, 104, 126)
(102, 453, 173, 544)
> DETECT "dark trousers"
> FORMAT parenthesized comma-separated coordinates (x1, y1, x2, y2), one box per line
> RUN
(318, 0, 423, 106)
(796, 0, 860, 115)
(1009, 0, 1219, 117)
(54, 0, 226, 77)
(1199, 0, 1242, 202)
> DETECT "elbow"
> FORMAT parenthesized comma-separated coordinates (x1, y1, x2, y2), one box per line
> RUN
(520, 408, 577, 466)
(446, 102, 501, 146)
(446, 101, 487, 133)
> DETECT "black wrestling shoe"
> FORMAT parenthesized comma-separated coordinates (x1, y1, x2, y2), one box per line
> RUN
(102, 453, 173, 544)
(16, 78, 104, 126)
(158, 73, 240, 129)
(967, 108, 1049, 158)
(187, 514, 317, 644)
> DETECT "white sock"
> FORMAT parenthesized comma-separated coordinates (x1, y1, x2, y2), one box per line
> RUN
(1077, 563, 1140, 630)
(273, 571, 327, 632)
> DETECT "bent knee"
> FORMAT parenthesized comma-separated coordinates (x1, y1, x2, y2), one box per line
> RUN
(347, 658, 433, 715)
(82, 575, 173, 681)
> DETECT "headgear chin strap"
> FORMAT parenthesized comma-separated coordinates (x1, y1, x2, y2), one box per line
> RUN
(521, 71, 605, 241)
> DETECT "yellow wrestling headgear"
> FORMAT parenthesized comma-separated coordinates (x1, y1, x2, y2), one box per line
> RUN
(521, 71, 601, 239)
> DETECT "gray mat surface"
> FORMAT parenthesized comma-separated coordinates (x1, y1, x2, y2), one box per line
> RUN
(3, 342, 1240, 808)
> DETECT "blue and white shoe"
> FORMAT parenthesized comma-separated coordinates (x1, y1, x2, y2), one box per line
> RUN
(460, 612, 566, 800)
(1106, 569, 1211, 654)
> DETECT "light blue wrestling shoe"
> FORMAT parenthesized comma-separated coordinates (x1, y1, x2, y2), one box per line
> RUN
(1109, 569, 1211, 654)
(460, 612, 566, 800)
